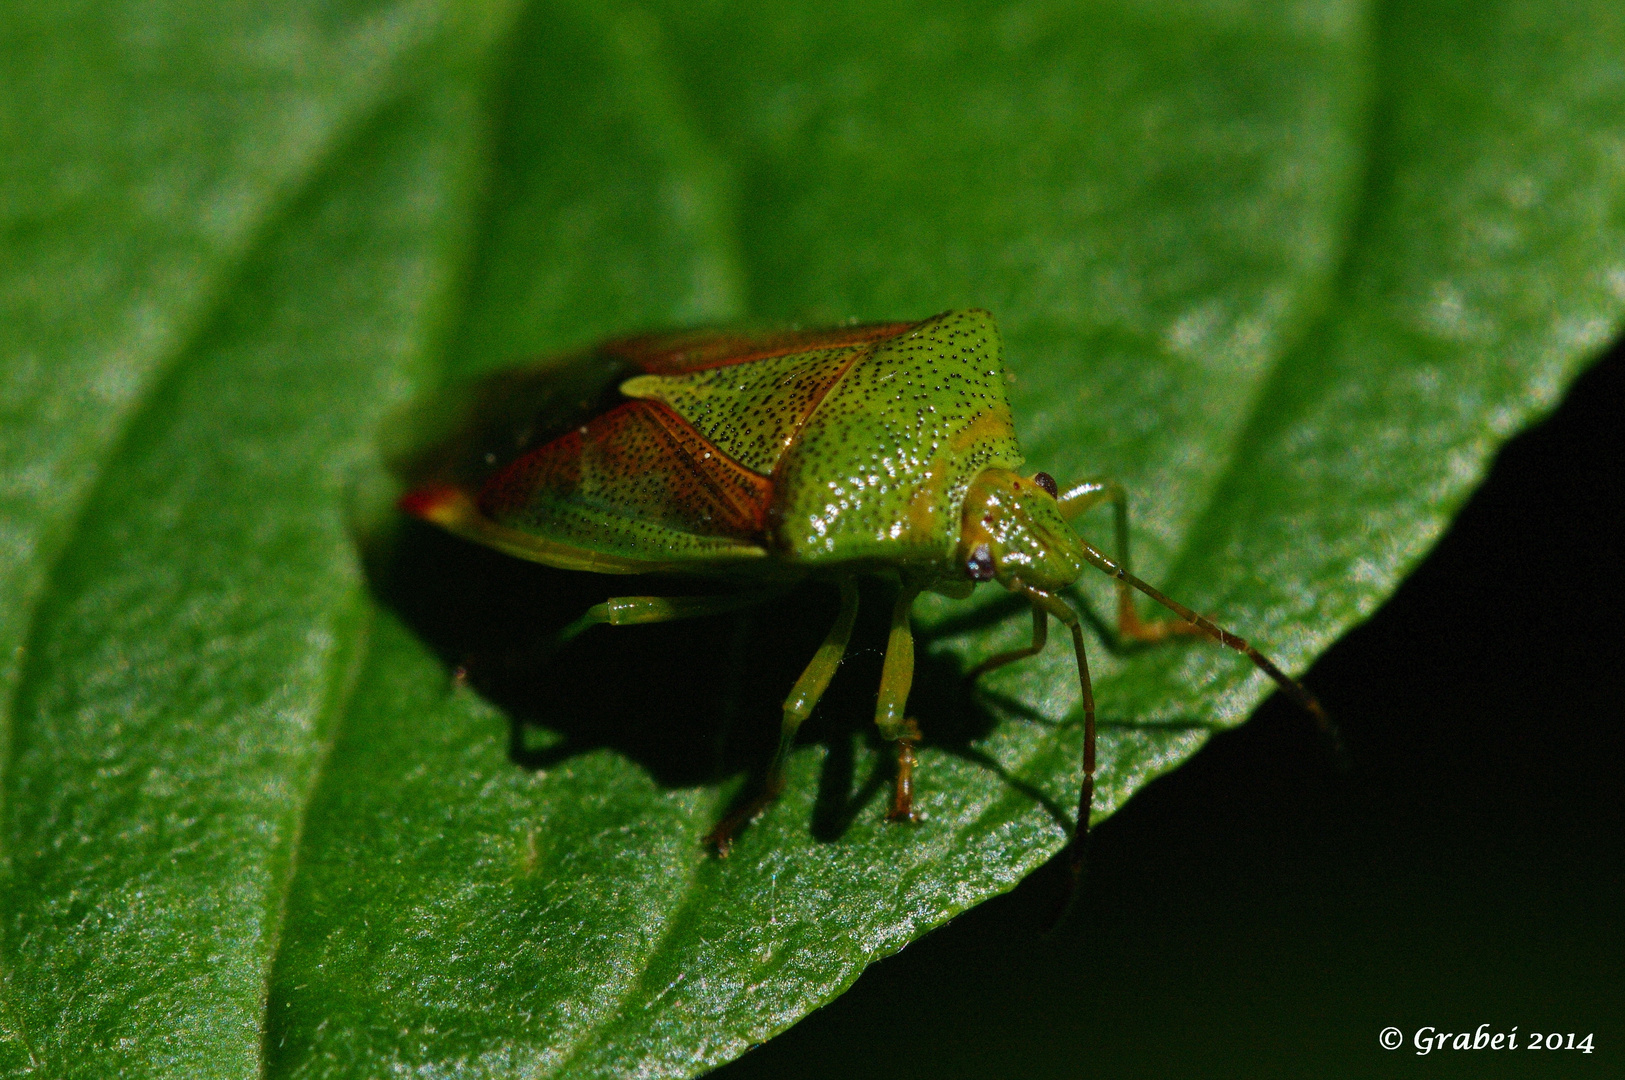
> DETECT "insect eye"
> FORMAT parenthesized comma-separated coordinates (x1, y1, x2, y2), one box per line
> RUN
(1032, 472, 1058, 497)
(966, 544, 995, 581)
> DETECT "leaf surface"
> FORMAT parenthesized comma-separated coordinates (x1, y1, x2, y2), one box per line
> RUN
(1, 0, 1621, 1077)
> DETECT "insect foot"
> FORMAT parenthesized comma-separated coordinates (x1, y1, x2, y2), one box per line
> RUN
(886, 718, 924, 824)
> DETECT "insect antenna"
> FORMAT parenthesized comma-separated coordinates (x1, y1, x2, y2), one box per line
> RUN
(1076, 543, 1340, 754)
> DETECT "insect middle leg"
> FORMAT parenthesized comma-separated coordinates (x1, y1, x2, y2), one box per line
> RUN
(1057, 478, 1206, 644)
(875, 580, 926, 822)
(705, 578, 861, 855)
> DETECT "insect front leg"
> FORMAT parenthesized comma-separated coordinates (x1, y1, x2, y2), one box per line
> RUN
(705, 578, 860, 855)
(967, 601, 1048, 679)
(1056, 477, 1205, 644)
(875, 580, 925, 823)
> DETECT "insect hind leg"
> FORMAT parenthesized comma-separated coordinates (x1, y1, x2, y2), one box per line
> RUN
(556, 589, 782, 645)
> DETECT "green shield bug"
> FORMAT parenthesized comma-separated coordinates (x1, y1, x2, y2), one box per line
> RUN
(400, 309, 1326, 871)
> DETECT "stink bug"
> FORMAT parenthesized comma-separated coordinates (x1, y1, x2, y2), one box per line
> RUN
(399, 309, 1325, 868)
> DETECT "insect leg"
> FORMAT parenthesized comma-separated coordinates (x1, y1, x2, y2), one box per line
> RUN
(557, 590, 783, 645)
(1012, 583, 1097, 884)
(1075, 541, 1337, 746)
(876, 580, 925, 822)
(1057, 477, 1204, 644)
(966, 601, 1048, 679)
(705, 578, 860, 854)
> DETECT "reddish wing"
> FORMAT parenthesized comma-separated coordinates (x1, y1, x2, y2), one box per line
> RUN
(397, 319, 925, 570)
(479, 399, 772, 541)
(390, 348, 632, 495)
(604, 320, 918, 374)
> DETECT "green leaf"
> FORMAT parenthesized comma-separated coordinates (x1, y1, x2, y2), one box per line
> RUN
(2, 1, 1621, 1078)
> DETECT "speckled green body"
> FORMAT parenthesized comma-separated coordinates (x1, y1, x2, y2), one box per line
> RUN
(624, 309, 1024, 568)
(403, 310, 1026, 579)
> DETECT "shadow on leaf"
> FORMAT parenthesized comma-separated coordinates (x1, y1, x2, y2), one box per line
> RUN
(368, 517, 1007, 843)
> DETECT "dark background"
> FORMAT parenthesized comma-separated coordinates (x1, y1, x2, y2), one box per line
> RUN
(711, 341, 1624, 1079)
